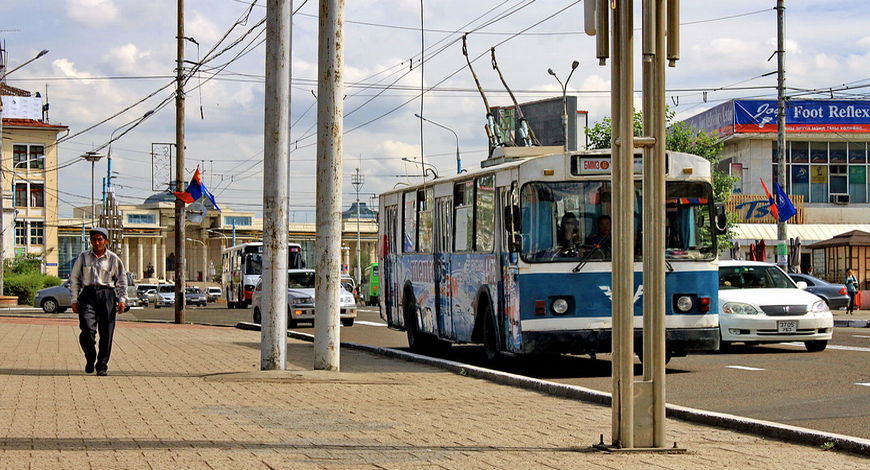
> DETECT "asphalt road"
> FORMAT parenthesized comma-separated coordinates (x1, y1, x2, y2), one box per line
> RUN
(44, 303, 870, 439)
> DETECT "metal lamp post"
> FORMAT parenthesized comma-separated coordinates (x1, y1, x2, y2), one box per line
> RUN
(185, 238, 208, 282)
(80, 152, 104, 225)
(414, 113, 462, 174)
(547, 60, 580, 152)
(0, 49, 50, 296)
(351, 168, 364, 290)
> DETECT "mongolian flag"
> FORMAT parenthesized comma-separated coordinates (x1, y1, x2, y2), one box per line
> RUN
(759, 178, 780, 222)
(173, 166, 221, 210)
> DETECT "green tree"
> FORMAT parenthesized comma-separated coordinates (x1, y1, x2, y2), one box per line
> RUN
(585, 109, 738, 249)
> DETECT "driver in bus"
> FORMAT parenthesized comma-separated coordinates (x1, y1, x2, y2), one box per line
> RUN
(556, 212, 582, 256)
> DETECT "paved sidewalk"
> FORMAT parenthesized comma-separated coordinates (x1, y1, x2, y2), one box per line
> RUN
(0, 317, 865, 469)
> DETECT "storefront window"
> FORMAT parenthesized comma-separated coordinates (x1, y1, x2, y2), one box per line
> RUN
(810, 142, 828, 163)
(829, 142, 847, 164)
(810, 165, 828, 203)
(830, 165, 847, 194)
(791, 142, 809, 163)
(790, 165, 809, 200)
(848, 142, 866, 163)
(849, 166, 867, 203)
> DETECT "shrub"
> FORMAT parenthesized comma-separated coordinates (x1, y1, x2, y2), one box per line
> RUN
(3, 255, 63, 304)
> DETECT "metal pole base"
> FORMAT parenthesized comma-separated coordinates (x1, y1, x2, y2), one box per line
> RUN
(592, 435, 686, 454)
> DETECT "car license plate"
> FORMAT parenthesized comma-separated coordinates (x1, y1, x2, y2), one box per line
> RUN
(777, 320, 798, 333)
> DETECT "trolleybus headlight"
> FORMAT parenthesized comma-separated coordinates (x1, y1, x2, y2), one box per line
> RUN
(552, 298, 569, 315)
(675, 296, 693, 312)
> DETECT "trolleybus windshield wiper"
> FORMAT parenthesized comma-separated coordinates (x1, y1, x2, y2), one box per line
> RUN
(572, 236, 610, 273)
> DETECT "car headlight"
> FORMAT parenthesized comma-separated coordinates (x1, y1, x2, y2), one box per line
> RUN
(722, 302, 760, 315)
(811, 300, 828, 313)
(341, 295, 355, 304)
(292, 297, 313, 305)
(551, 298, 569, 315)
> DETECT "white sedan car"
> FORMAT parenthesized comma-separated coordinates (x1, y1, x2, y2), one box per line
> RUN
(718, 260, 833, 352)
(252, 269, 357, 327)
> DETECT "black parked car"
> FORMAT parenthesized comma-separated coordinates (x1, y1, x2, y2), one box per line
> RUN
(789, 273, 850, 310)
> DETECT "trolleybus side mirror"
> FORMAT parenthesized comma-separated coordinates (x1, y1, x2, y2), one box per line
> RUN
(503, 205, 522, 252)
(714, 203, 728, 235)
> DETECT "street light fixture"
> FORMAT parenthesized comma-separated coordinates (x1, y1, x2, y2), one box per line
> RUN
(547, 60, 580, 152)
(80, 152, 104, 225)
(414, 113, 463, 174)
(0, 49, 50, 297)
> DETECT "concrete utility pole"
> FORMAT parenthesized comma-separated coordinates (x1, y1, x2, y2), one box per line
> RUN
(261, 0, 291, 371)
(609, 0, 636, 448)
(590, 0, 677, 449)
(775, 0, 787, 267)
(174, 0, 186, 324)
(352, 168, 364, 288)
(638, 0, 671, 448)
(314, 0, 345, 371)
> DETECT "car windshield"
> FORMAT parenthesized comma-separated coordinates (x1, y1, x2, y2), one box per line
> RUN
(158, 285, 175, 293)
(288, 272, 315, 288)
(185, 287, 201, 294)
(719, 265, 794, 289)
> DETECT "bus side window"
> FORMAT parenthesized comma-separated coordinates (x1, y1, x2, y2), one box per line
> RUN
(476, 175, 495, 252)
(454, 181, 474, 252)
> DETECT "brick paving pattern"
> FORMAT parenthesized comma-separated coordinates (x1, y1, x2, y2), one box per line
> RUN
(0, 317, 865, 469)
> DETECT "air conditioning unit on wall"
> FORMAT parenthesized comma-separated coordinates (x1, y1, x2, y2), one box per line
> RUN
(829, 194, 850, 205)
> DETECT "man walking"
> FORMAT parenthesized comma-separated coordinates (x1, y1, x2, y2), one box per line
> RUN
(70, 227, 128, 376)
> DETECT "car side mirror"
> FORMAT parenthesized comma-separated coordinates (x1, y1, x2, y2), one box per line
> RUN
(795, 281, 808, 290)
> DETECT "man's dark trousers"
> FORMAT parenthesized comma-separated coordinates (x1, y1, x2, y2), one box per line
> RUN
(78, 286, 118, 372)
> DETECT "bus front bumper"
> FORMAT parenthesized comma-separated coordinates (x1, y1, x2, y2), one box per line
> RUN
(521, 327, 720, 355)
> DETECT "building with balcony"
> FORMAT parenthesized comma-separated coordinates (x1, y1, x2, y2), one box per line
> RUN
(0, 83, 66, 276)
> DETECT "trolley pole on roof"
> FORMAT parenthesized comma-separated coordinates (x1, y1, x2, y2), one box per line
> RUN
(314, 0, 344, 371)
(260, 0, 291, 370)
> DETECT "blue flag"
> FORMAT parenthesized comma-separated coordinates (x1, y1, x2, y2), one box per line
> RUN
(774, 182, 796, 222)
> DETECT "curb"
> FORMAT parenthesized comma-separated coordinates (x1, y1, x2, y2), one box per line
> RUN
(236, 321, 870, 456)
(834, 318, 870, 328)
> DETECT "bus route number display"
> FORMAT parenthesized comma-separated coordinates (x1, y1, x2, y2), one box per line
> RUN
(571, 156, 645, 176)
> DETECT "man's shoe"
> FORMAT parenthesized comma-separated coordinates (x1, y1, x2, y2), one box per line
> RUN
(85, 362, 95, 374)
(96, 369, 108, 376)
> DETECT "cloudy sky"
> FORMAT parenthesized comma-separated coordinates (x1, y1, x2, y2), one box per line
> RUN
(2, 0, 869, 220)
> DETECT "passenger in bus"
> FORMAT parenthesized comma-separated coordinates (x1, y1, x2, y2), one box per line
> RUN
(587, 214, 612, 249)
(556, 212, 582, 255)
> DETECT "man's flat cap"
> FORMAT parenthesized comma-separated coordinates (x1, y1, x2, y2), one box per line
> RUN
(89, 227, 110, 239)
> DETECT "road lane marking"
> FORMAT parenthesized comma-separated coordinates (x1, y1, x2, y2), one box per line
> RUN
(853, 335, 870, 339)
(726, 365, 765, 371)
(857, 383, 870, 388)
(355, 320, 387, 327)
(781, 342, 870, 352)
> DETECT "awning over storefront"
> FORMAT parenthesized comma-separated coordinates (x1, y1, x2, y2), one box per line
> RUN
(732, 224, 870, 245)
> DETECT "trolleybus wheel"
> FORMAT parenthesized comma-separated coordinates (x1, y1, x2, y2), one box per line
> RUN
(481, 302, 501, 364)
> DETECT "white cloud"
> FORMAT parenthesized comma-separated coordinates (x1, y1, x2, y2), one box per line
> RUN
(187, 11, 223, 45)
(103, 44, 153, 75)
(66, 0, 119, 26)
(53, 58, 94, 84)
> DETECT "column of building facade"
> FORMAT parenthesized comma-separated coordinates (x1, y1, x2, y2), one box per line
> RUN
(136, 240, 144, 280)
(122, 238, 129, 274)
(150, 239, 157, 279)
(159, 238, 166, 280)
